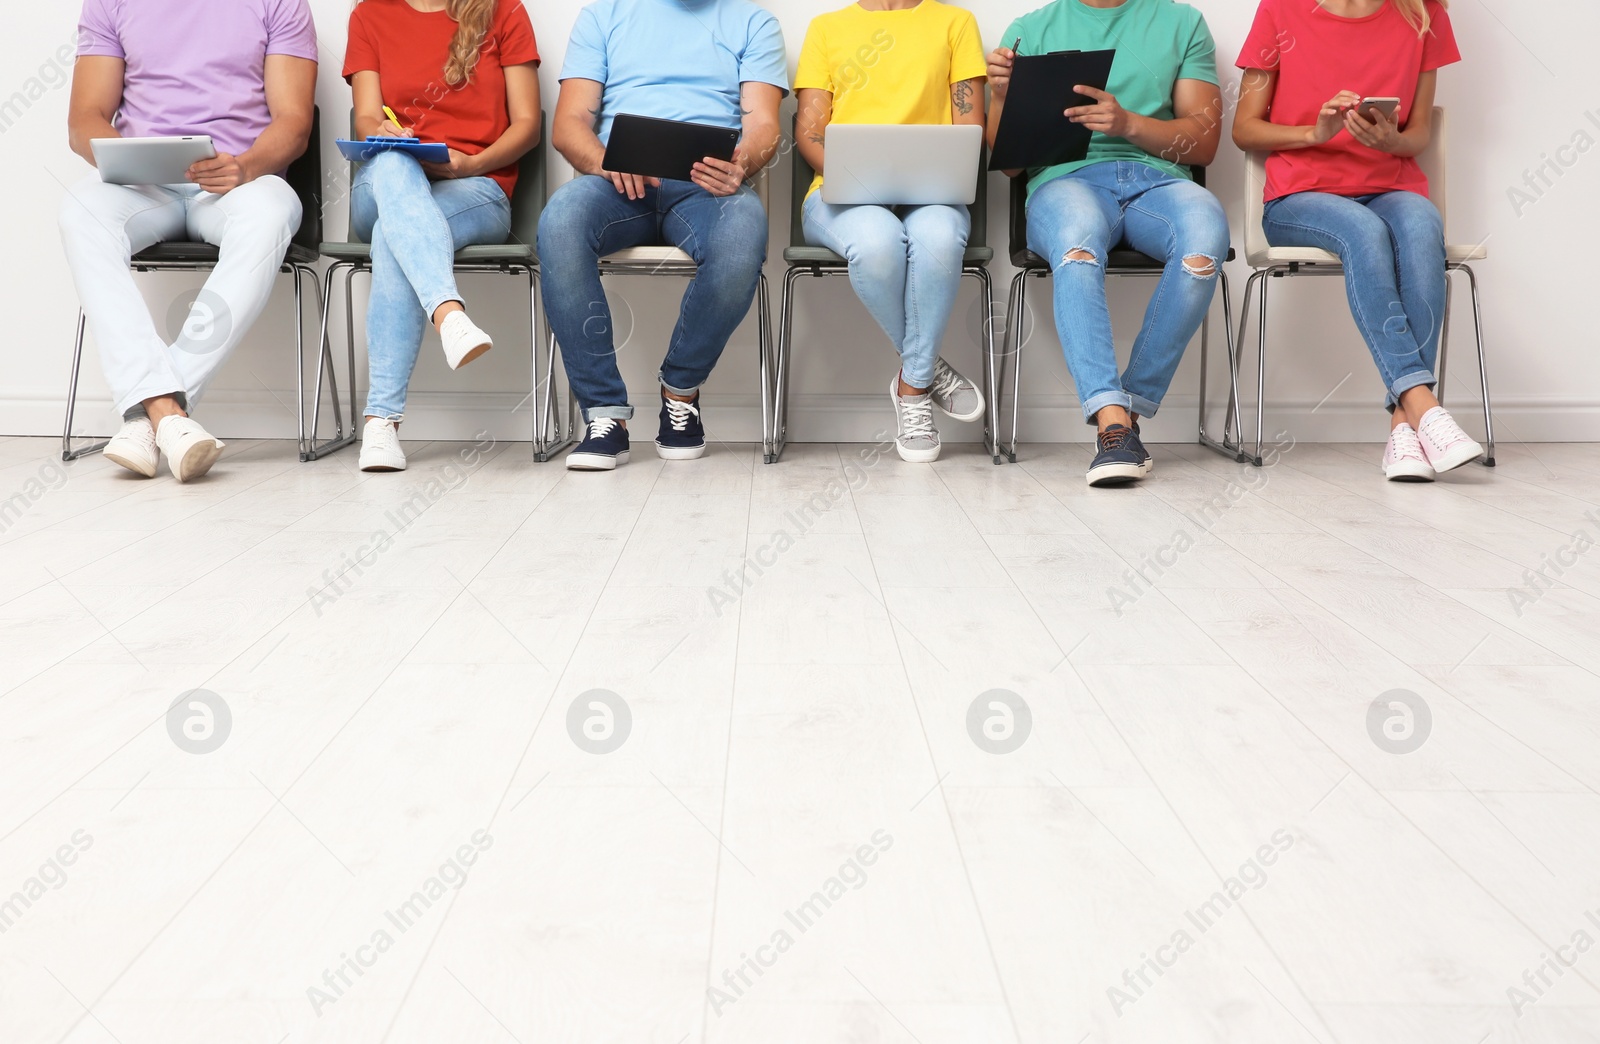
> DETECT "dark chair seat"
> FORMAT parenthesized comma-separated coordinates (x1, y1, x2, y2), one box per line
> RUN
(318, 241, 536, 264)
(783, 244, 994, 266)
(130, 242, 319, 266)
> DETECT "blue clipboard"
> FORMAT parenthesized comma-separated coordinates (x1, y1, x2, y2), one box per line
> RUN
(335, 137, 451, 164)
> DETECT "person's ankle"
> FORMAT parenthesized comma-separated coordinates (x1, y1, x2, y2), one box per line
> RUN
(144, 395, 187, 426)
(897, 374, 928, 397)
(662, 388, 697, 403)
(1095, 405, 1131, 432)
(432, 300, 465, 331)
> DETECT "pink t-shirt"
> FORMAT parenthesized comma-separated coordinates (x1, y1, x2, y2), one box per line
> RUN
(1236, 0, 1459, 201)
(76, 0, 320, 158)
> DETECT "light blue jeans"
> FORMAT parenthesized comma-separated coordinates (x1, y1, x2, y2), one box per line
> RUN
(1263, 190, 1444, 409)
(1026, 161, 1229, 422)
(351, 151, 511, 419)
(801, 194, 970, 388)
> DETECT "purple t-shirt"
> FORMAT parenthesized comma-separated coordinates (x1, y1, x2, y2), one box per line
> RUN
(76, 0, 319, 157)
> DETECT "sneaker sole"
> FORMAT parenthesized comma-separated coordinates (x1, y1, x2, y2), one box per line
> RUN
(171, 440, 224, 483)
(447, 341, 493, 370)
(567, 449, 629, 471)
(895, 442, 942, 463)
(104, 447, 158, 478)
(1087, 461, 1145, 487)
(360, 461, 406, 473)
(1427, 441, 1484, 474)
(1384, 460, 1436, 482)
(655, 442, 707, 460)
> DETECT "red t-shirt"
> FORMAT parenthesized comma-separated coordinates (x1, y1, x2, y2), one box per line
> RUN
(1236, 0, 1459, 201)
(344, 0, 539, 197)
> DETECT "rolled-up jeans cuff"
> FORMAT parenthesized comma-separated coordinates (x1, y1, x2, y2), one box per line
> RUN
(1079, 390, 1131, 424)
(585, 404, 634, 422)
(1127, 393, 1161, 419)
(1386, 369, 1435, 409)
(659, 378, 700, 398)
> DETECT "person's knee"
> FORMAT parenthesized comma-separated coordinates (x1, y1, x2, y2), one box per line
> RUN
(537, 183, 606, 260)
(910, 208, 969, 257)
(1054, 245, 1103, 271)
(844, 235, 906, 284)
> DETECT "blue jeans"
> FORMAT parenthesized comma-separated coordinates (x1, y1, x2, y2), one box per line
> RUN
(1026, 161, 1229, 421)
(1263, 190, 1444, 409)
(801, 195, 969, 388)
(351, 151, 511, 419)
(537, 175, 768, 421)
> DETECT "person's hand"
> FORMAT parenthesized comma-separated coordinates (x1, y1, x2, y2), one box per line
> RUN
(603, 169, 658, 199)
(187, 153, 249, 194)
(374, 119, 413, 138)
(986, 47, 1016, 101)
(1345, 105, 1400, 154)
(691, 154, 744, 197)
(421, 149, 482, 180)
(1308, 90, 1361, 145)
(1064, 85, 1135, 138)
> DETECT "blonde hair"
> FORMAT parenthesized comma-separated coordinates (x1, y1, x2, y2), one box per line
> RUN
(355, 0, 496, 86)
(1393, 0, 1445, 37)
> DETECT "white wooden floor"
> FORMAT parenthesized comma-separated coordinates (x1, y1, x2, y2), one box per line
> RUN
(1, 433, 1598, 1044)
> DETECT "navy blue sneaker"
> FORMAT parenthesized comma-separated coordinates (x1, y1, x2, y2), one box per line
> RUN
(1087, 424, 1147, 487)
(566, 417, 630, 471)
(655, 389, 707, 460)
(1131, 421, 1154, 475)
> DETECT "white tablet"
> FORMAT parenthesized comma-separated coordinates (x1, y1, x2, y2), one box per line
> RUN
(92, 136, 217, 186)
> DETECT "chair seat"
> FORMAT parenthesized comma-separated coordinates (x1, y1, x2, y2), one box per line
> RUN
(599, 245, 697, 268)
(1246, 243, 1489, 267)
(318, 242, 536, 264)
(784, 245, 994, 266)
(131, 242, 318, 267)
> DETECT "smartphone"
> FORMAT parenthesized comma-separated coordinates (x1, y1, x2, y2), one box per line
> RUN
(1356, 97, 1400, 122)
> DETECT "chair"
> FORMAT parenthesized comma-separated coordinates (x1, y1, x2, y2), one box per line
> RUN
(315, 111, 552, 461)
(997, 166, 1243, 464)
(770, 135, 999, 464)
(1235, 106, 1494, 466)
(62, 108, 328, 463)
(535, 168, 777, 463)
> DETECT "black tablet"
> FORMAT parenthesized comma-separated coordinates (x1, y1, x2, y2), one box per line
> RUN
(989, 49, 1117, 172)
(602, 114, 740, 183)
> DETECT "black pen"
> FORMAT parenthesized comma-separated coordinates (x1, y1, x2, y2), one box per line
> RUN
(1011, 36, 1022, 57)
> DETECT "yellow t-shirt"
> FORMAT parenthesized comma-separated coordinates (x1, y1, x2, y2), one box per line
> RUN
(794, 0, 987, 197)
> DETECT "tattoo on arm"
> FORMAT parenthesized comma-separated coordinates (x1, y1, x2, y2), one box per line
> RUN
(806, 132, 824, 145)
(953, 81, 974, 116)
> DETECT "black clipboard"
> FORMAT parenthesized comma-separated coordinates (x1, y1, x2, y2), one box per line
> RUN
(603, 113, 739, 183)
(988, 48, 1116, 171)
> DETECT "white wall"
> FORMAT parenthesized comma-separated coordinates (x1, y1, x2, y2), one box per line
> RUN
(4, 0, 1597, 446)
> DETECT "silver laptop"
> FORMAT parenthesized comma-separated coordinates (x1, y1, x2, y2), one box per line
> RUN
(92, 136, 217, 186)
(820, 124, 982, 206)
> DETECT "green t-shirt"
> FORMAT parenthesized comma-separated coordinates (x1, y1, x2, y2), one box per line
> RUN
(1001, 0, 1218, 197)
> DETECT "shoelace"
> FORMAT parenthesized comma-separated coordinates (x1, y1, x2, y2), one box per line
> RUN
(929, 363, 965, 402)
(663, 397, 700, 433)
(1417, 409, 1465, 449)
(1389, 424, 1425, 459)
(1099, 426, 1134, 452)
(587, 417, 621, 441)
(897, 394, 936, 440)
(366, 417, 401, 448)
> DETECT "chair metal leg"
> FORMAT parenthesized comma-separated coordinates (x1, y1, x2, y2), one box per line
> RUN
(303, 261, 361, 461)
(971, 265, 1000, 465)
(534, 284, 578, 462)
(757, 271, 776, 463)
(1197, 269, 1246, 463)
(1438, 264, 1453, 405)
(1001, 270, 1028, 463)
(770, 265, 803, 464)
(62, 309, 109, 462)
(1238, 269, 1269, 467)
(1458, 264, 1495, 467)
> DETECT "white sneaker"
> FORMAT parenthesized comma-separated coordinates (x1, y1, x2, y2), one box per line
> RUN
(1415, 406, 1484, 474)
(359, 417, 406, 472)
(104, 417, 159, 478)
(890, 375, 941, 463)
(153, 415, 224, 483)
(439, 311, 493, 370)
(1382, 422, 1435, 482)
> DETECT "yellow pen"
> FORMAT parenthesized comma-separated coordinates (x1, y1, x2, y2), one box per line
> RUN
(382, 105, 404, 131)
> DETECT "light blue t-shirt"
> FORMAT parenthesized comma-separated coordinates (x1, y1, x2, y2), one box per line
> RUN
(561, 0, 790, 144)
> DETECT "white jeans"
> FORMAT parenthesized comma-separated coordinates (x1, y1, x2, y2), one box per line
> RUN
(58, 174, 300, 419)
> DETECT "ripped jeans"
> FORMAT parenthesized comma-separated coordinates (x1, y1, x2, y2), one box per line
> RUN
(1026, 161, 1230, 422)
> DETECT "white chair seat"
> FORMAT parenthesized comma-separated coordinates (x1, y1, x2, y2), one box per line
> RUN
(600, 245, 696, 267)
(1248, 243, 1488, 267)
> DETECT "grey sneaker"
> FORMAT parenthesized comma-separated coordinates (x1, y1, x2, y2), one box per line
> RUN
(891, 375, 941, 463)
(928, 357, 985, 422)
